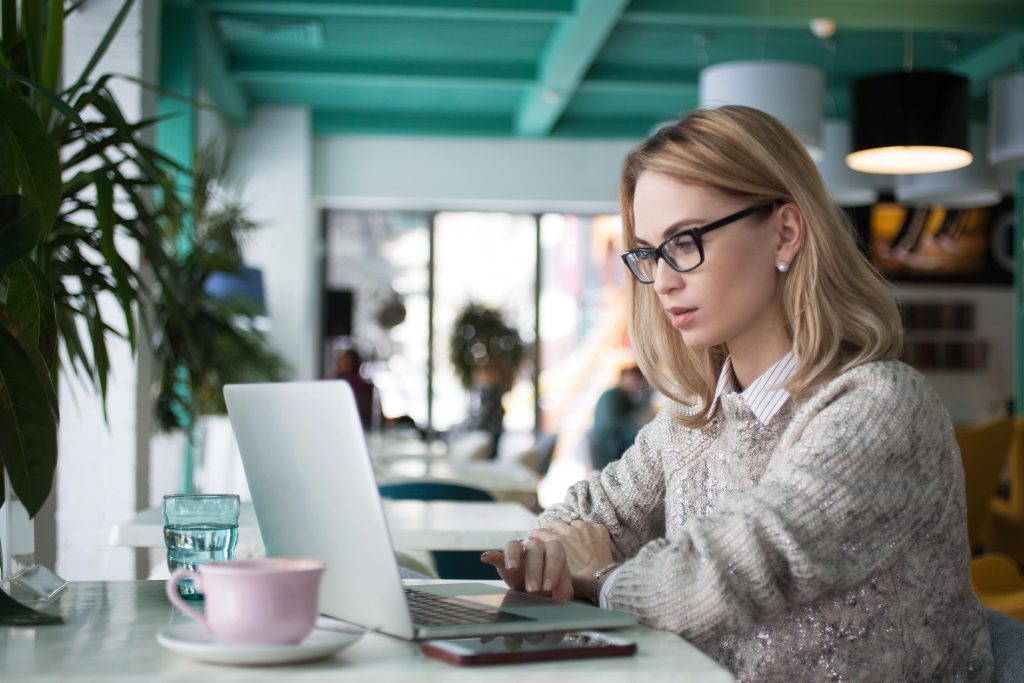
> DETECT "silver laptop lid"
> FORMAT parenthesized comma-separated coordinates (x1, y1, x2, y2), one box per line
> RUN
(224, 380, 416, 639)
(225, 380, 637, 640)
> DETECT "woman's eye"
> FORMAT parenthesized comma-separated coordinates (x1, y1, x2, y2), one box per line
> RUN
(671, 236, 697, 253)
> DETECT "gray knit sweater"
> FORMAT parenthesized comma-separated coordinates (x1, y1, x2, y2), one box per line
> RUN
(541, 360, 993, 681)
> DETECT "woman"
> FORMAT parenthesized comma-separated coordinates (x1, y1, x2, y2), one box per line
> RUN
(481, 106, 992, 680)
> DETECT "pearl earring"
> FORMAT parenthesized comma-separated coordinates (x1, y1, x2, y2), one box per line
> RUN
(776, 260, 790, 273)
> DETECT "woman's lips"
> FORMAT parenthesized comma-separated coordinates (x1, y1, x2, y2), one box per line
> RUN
(667, 307, 697, 328)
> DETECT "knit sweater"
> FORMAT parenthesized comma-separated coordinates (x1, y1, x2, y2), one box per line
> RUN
(540, 360, 993, 681)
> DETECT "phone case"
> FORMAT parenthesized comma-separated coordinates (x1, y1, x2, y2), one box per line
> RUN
(420, 633, 637, 666)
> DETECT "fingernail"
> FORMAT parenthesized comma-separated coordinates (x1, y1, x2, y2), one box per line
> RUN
(527, 581, 537, 592)
(543, 579, 552, 591)
(507, 558, 518, 570)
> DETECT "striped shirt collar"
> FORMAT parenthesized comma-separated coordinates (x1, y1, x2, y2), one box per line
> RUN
(713, 351, 797, 425)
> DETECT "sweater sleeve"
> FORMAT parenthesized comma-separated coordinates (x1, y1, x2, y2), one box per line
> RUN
(607, 363, 958, 644)
(537, 405, 707, 560)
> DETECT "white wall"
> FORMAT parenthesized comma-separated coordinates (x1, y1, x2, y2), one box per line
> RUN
(232, 107, 317, 381)
(57, 0, 158, 580)
(313, 135, 638, 213)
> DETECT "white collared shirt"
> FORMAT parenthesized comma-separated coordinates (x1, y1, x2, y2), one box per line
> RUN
(712, 351, 797, 425)
(598, 351, 797, 608)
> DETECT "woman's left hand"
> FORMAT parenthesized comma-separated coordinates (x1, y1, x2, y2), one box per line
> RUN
(527, 518, 615, 600)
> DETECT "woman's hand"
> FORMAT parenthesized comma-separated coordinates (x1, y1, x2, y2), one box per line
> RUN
(481, 516, 615, 602)
(528, 518, 615, 600)
(480, 537, 574, 602)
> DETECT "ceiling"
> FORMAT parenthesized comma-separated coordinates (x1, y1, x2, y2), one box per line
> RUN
(192, 0, 1024, 139)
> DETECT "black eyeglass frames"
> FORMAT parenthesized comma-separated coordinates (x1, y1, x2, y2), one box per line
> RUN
(620, 202, 775, 284)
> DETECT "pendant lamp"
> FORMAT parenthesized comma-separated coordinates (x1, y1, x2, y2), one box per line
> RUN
(699, 61, 825, 161)
(817, 120, 880, 207)
(989, 71, 1024, 168)
(848, 71, 972, 174)
(896, 125, 1002, 208)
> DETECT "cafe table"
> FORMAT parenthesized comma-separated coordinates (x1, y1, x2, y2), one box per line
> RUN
(377, 460, 541, 508)
(0, 580, 735, 682)
(110, 500, 537, 553)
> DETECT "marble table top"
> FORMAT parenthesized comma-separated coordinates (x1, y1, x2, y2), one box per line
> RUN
(0, 581, 735, 682)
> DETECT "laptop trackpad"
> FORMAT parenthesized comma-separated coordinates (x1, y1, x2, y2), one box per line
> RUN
(455, 590, 562, 609)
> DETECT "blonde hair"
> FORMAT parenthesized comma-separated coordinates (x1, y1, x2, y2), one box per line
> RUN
(621, 106, 903, 428)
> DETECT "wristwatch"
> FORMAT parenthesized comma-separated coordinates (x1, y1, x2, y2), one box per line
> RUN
(589, 562, 622, 604)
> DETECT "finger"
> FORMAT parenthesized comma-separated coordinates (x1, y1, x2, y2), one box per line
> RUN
(540, 540, 566, 595)
(523, 539, 546, 593)
(504, 539, 525, 570)
(544, 519, 573, 535)
(480, 550, 523, 589)
(527, 528, 556, 542)
(551, 563, 574, 602)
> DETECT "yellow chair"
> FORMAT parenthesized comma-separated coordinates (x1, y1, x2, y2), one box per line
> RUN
(989, 416, 1024, 566)
(955, 417, 1013, 552)
(971, 553, 1024, 622)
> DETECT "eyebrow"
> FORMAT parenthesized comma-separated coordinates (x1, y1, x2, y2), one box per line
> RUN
(633, 218, 706, 247)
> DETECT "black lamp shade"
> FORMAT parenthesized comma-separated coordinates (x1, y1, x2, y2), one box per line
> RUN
(849, 71, 972, 174)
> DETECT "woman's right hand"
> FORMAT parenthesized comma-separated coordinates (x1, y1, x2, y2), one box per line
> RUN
(480, 538, 573, 602)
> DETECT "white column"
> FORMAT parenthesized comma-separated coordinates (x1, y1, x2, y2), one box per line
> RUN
(232, 107, 317, 381)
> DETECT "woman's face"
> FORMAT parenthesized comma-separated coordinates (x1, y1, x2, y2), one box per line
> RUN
(631, 171, 788, 356)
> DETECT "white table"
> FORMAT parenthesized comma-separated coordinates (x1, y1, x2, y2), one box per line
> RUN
(378, 460, 541, 506)
(0, 581, 735, 682)
(110, 500, 536, 552)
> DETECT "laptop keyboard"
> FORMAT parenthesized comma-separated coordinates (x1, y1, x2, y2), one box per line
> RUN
(404, 588, 533, 626)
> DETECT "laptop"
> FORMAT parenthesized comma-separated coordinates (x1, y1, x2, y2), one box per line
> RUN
(223, 380, 636, 640)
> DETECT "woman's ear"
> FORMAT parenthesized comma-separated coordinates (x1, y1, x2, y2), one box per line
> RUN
(775, 203, 804, 266)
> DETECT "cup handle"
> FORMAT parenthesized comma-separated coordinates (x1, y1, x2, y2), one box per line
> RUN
(165, 569, 209, 630)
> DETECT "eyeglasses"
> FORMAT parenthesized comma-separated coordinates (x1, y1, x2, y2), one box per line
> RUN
(620, 202, 775, 284)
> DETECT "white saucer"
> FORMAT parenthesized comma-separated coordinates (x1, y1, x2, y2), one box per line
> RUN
(157, 618, 363, 666)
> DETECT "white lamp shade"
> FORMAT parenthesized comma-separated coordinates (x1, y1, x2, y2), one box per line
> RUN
(896, 125, 1002, 208)
(699, 60, 825, 161)
(989, 71, 1024, 168)
(817, 120, 880, 207)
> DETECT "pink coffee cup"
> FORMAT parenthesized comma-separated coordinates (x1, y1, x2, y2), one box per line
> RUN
(165, 558, 325, 645)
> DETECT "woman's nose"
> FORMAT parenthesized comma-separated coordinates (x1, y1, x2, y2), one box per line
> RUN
(653, 258, 684, 295)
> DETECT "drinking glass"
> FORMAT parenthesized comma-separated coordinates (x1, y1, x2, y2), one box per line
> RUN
(163, 494, 240, 600)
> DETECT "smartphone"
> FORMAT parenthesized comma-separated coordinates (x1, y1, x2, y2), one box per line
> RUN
(420, 631, 637, 666)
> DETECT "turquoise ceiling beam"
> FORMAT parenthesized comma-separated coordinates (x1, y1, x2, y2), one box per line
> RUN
(313, 110, 513, 136)
(230, 56, 536, 87)
(953, 32, 1024, 97)
(230, 56, 534, 89)
(197, 10, 250, 124)
(623, 0, 1024, 34)
(515, 0, 630, 137)
(199, 0, 571, 22)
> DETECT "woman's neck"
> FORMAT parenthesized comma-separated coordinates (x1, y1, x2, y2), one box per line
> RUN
(727, 334, 792, 391)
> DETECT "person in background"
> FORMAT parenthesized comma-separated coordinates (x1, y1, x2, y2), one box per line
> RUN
(330, 348, 379, 431)
(482, 105, 992, 680)
(588, 365, 653, 471)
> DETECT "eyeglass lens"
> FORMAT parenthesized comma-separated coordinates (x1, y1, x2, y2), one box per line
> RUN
(627, 232, 700, 282)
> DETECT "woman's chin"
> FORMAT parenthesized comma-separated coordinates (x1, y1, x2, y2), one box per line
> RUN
(677, 329, 715, 350)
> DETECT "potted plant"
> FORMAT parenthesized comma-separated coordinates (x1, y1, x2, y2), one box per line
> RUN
(150, 146, 289, 440)
(447, 302, 526, 458)
(0, 0, 184, 576)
